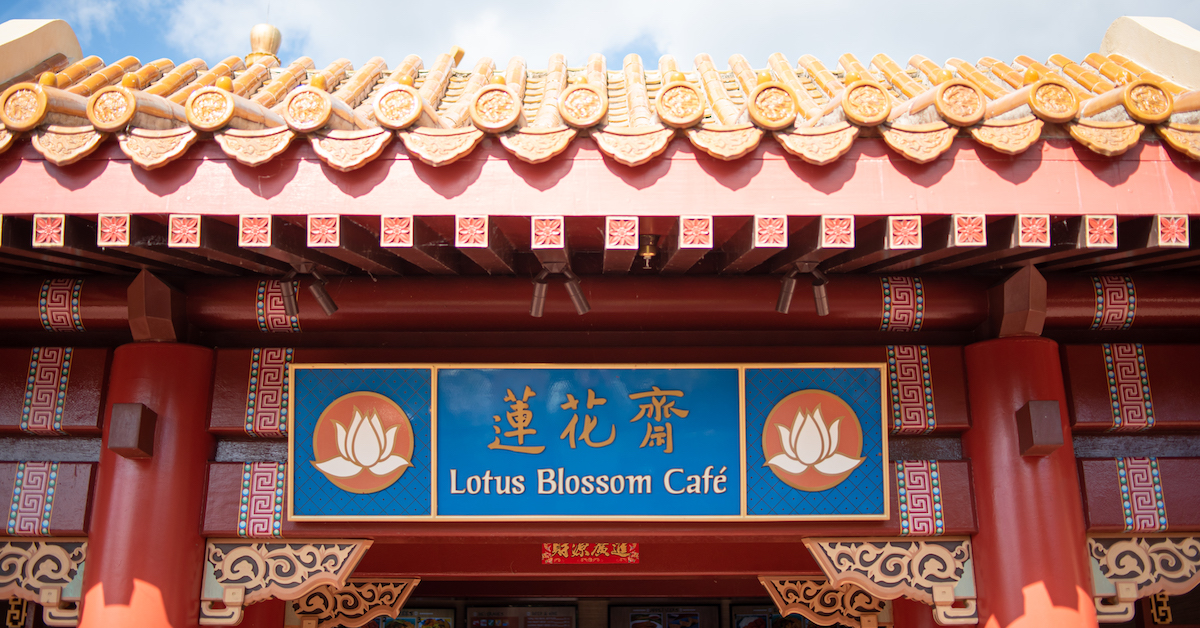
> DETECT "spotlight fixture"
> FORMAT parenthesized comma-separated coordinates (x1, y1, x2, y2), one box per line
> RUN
(529, 263, 590, 317)
(307, 268, 339, 316)
(280, 270, 299, 317)
(637, 234, 658, 269)
(776, 263, 830, 316)
(530, 267, 550, 317)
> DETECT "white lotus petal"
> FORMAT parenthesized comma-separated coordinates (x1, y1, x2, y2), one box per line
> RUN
(369, 455, 410, 476)
(826, 417, 841, 457)
(776, 424, 796, 459)
(789, 408, 807, 450)
(346, 411, 365, 464)
(370, 414, 386, 451)
(767, 454, 809, 475)
(813, 406, 831, 459)
(814, 453, 863, 476)
(382, 425, 398, 459)
(353, 414, 382, 467)
(334, 422, 349, 460)
(794, 411, 824, 465)
(314, 456, 363, 478)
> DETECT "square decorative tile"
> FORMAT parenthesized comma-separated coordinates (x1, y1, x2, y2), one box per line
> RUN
(455, 216, 489, 248)
(887, 216, 922, 249)
(754, 215, 787, 248)
(605, 216, 638, 249)
(307, 215, 340, 248)
(238, 215, 272, 247)
(1155, 215, 1189, 247)
(381, 216, 413, 247)
(1085, 215, 1118, 248)
(168, 214, 201, 248)
(821, 215, 855, 248)
(1017, 214, 1051, 247)
(680, 215, 713, 248)
(952, 214, 986, 247)
(96, 214, 130, 247)
(32, 214, 65, 248)
(531, 216, 564, 249)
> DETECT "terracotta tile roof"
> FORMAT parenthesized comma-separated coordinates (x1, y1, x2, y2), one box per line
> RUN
(2, 22, 1199, 172)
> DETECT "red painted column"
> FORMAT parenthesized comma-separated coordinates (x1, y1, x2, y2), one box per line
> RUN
(239, 599, 287, 627)
(889, 598, 937, 627)
(962, 337, 1096, 628)
(80, 343, 215, 628)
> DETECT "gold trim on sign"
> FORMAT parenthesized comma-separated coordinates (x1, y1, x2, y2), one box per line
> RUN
(287, 362, 889, 522)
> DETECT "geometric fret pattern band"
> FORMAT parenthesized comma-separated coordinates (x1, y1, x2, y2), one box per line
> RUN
(39, 279, 85, 332)
(256, 280, 301, 333)
(895, 460, 943, 536)
(21, 347, 72, 435)
(1104, 343, 1154, 432)
(887, 345, 936, 434)
(1091, 275, 1136, 331)
(880, 277, 924, 332)
(1118, 457, 1167, 532)
(238, 462, 285, 538)
(6, 461, 58, 536)
(245, 348, 293, 437)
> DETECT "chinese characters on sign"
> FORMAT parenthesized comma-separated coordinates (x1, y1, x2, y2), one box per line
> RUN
(489, 386, 545, 454)
(541, 542, 640, 564)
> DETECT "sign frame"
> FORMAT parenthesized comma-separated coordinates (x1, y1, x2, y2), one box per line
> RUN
(287, 362, 888, 522)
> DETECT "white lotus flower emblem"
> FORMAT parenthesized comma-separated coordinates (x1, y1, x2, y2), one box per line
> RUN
(767, 405, 863, 476)
(313, 409, 410, 478)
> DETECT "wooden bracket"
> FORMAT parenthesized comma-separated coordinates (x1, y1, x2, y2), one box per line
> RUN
(108, 402, 157, 458)
(127, 270, 187, 342)
(1016, 400, 1063, 456)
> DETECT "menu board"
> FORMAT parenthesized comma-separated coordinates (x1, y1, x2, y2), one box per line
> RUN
(611, 607, 717, 628)
(469, 607, 575, 628)
(375, 609, 455, 628)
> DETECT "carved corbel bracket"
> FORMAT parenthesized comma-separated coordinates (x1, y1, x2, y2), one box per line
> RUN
(498, 126, 577, 164)
(397, 127, 485, 167)
(199, 539, 373, 626)
(311, 128, 392, 172)
(1067, 119, 1144, 157)
(969, 116, 1044, 156)
(118, 127, 198, 170)
(1089, 536, 1200, 623)
(0, 538, 87, 627)
(31, 125, 107, 167)
(759, 577, 891, 628)
(292, 578, 420, 628)
(804, 538, 978, 626)
(213, 127, 296, 167)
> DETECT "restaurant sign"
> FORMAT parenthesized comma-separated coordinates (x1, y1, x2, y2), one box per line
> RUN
(288, 364, 886, 520)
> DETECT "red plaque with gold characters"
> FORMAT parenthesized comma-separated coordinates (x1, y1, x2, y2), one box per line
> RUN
(541, 542, 640, 564)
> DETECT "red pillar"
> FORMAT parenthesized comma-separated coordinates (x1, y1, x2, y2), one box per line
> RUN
(889, 598, 937, 628)
(80, 343, 215, 628)
(240, 599, 287, 628)
(962, 337, 1096, 628)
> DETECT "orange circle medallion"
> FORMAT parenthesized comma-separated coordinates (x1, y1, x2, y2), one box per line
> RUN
(761, 389, 864, 492)
(311, 391, 414, 494)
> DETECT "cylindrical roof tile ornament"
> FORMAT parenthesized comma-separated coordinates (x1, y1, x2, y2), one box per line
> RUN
(748, 71, 798, 131)
(1028, 77, 1079, 124)
(374, 78, 423, 130)
(1122, 79, 1173, 124)
(934, 79, 986, 127)
(470, 77, 522, 133)
(841, 79, 890, 127)
(656, 71, 704, 129)
(559, 79, 607, 128)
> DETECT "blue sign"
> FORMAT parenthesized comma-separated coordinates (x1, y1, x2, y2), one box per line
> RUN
(288, 364, 886, 521)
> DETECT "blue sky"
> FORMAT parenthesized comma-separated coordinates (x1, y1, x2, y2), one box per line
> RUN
(3, 0, 1200, 73)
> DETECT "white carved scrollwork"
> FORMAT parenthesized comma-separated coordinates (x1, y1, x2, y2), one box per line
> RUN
(1090, 536, 1200, 623)
(804, 538, 977, 626)
(292, 578, 420, 628)
(759, 577, 890, 628)
(0, 538, 87, 627)
(199, 539, 372, 626)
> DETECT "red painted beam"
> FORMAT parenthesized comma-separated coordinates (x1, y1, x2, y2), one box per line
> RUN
(1, 137, 1197, 219)
(183, 275, 990, 333)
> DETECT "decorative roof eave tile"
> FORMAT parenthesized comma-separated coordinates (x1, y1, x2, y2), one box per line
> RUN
(4, 48, 1200, 172)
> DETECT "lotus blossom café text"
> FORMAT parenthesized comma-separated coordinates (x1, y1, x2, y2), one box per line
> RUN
(448, 466, 730, 495)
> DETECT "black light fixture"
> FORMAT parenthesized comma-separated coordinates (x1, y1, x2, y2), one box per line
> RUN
(530, 263, 590, 317)
(777, 263, 830, 316)
(280, 270, 299, 316)
(307, 268, 338, 316)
